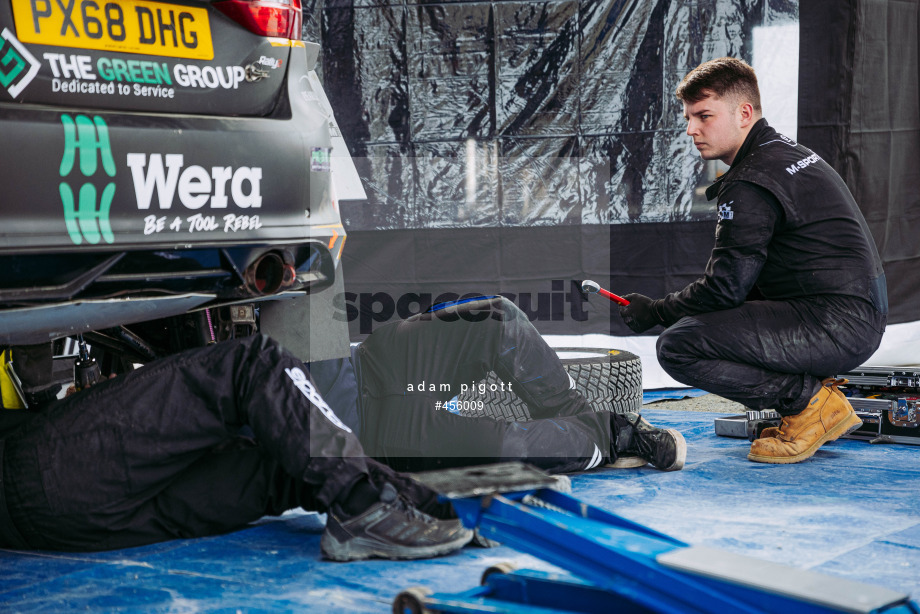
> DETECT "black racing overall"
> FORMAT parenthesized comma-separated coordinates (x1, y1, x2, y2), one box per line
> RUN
(655, 119, 887, 413)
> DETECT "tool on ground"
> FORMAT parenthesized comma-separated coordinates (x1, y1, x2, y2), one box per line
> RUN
(581, 279, 630, 306)
(395, 462, 918, 614)
(715, 368, 920, 446)
(73, 335, 102, 391)
(835, 367, 920, 445)
(714, 410, 783, 441)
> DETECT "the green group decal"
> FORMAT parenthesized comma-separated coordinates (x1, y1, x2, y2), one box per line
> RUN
(60, 115, 116, 245)
(0, 28, 40, 98)
(0, 45, 26, 89)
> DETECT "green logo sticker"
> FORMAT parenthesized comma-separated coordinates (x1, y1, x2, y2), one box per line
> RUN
(0, 28, 40, 98)
(310, 147, 331, 172)
(59, 114, 116, 245)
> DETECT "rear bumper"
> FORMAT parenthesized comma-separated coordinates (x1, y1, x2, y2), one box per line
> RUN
(0, 45, 341, 254)
(0, 45, 347, 344)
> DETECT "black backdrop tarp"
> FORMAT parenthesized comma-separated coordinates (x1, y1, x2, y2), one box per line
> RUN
(312, 0, 919, 338)
(799, 0, 920, 324)
(337, 222, 715, 336)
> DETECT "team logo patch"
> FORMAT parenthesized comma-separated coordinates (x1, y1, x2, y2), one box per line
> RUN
(718, 201, 734, 222)
(0, 28, 40, 98)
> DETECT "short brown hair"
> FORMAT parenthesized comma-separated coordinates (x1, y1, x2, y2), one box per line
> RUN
(676, 57, 761, 113)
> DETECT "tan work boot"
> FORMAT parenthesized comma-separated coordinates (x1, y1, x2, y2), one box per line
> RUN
(748, 379, 862, 464)
(756, 379, 853, 441)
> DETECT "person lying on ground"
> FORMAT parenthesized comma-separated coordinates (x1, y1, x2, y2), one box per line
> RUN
(1, 296, 685, 559)
(0, 335, 472, 561)
(309, 295, 686, 476)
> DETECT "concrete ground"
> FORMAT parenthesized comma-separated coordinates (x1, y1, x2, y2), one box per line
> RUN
(647, 393, 747, 414)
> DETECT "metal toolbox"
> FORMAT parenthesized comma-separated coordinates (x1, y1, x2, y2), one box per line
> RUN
(713, 366, 920, 446)
(838, 366, 920, 446)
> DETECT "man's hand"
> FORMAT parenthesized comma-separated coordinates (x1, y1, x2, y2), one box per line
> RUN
(618, 293, 664, 333)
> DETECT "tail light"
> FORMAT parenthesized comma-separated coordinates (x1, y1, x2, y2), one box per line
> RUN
(214, 0, 303, 40)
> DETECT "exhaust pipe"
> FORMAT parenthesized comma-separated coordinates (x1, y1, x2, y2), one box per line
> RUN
(244, 252, 286, 296)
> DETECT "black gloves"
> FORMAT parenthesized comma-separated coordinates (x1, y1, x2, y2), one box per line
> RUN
(618, 293, 665, 333)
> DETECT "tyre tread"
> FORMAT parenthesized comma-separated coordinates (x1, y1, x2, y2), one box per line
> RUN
(456, 348, 642, 421)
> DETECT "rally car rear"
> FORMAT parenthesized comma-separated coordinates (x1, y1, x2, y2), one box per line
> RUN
(0, 0, 353, 358)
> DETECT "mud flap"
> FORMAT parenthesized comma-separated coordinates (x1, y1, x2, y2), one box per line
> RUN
(259, 266, 350, 363)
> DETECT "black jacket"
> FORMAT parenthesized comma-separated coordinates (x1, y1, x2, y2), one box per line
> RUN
(655, 119, 887, 326)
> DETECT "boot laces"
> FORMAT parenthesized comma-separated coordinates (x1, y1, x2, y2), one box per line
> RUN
(777, 424, 788, 439)
(391, 493, 436, 524)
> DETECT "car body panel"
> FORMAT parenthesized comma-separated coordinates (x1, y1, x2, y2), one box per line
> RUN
(0, 1, 356, 352)
(0, 293, 213, 344)
(0, 91, 333, 252)
(1, 41, 341, 255)
(3, 0, 289, 115)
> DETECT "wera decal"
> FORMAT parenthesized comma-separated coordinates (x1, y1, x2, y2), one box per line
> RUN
(126, 154, 262, 210)
(0, 28, 40, 98)
(59, 114, 116, 245)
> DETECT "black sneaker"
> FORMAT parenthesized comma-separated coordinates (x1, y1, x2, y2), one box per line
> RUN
(321, 483, 473, 561)
(613, 412, 686, 471)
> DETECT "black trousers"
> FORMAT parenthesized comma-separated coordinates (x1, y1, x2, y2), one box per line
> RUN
(357, 297, 612, 474)
(1, 335, 374, 552)
(656, 295, 886, 414)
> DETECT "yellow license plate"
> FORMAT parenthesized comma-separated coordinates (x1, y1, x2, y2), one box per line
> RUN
(12, 0, 213, 60)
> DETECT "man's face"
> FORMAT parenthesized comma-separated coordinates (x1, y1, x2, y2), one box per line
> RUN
(682, 93, 748, 165)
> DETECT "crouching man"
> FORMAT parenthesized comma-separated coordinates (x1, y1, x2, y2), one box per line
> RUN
(616, 58, 887, 464)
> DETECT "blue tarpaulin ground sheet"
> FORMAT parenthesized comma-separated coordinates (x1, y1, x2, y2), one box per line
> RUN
(2, 408, 918, 612)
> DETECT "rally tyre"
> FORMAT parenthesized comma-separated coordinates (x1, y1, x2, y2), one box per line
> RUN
(455, 348, 642, 421)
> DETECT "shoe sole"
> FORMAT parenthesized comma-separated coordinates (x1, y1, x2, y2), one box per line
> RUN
(321, 530, 473, 562)
(605, 455, 648, 469)
(840, 417, 865, 438)
(659, 429, 686, 471)
(747, 412, 863, 465)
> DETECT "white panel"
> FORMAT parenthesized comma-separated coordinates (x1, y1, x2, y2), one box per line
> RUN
(753, 23, 800, 140)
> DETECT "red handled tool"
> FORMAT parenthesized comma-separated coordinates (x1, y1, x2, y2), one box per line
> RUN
(581, 280, 630, 306)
